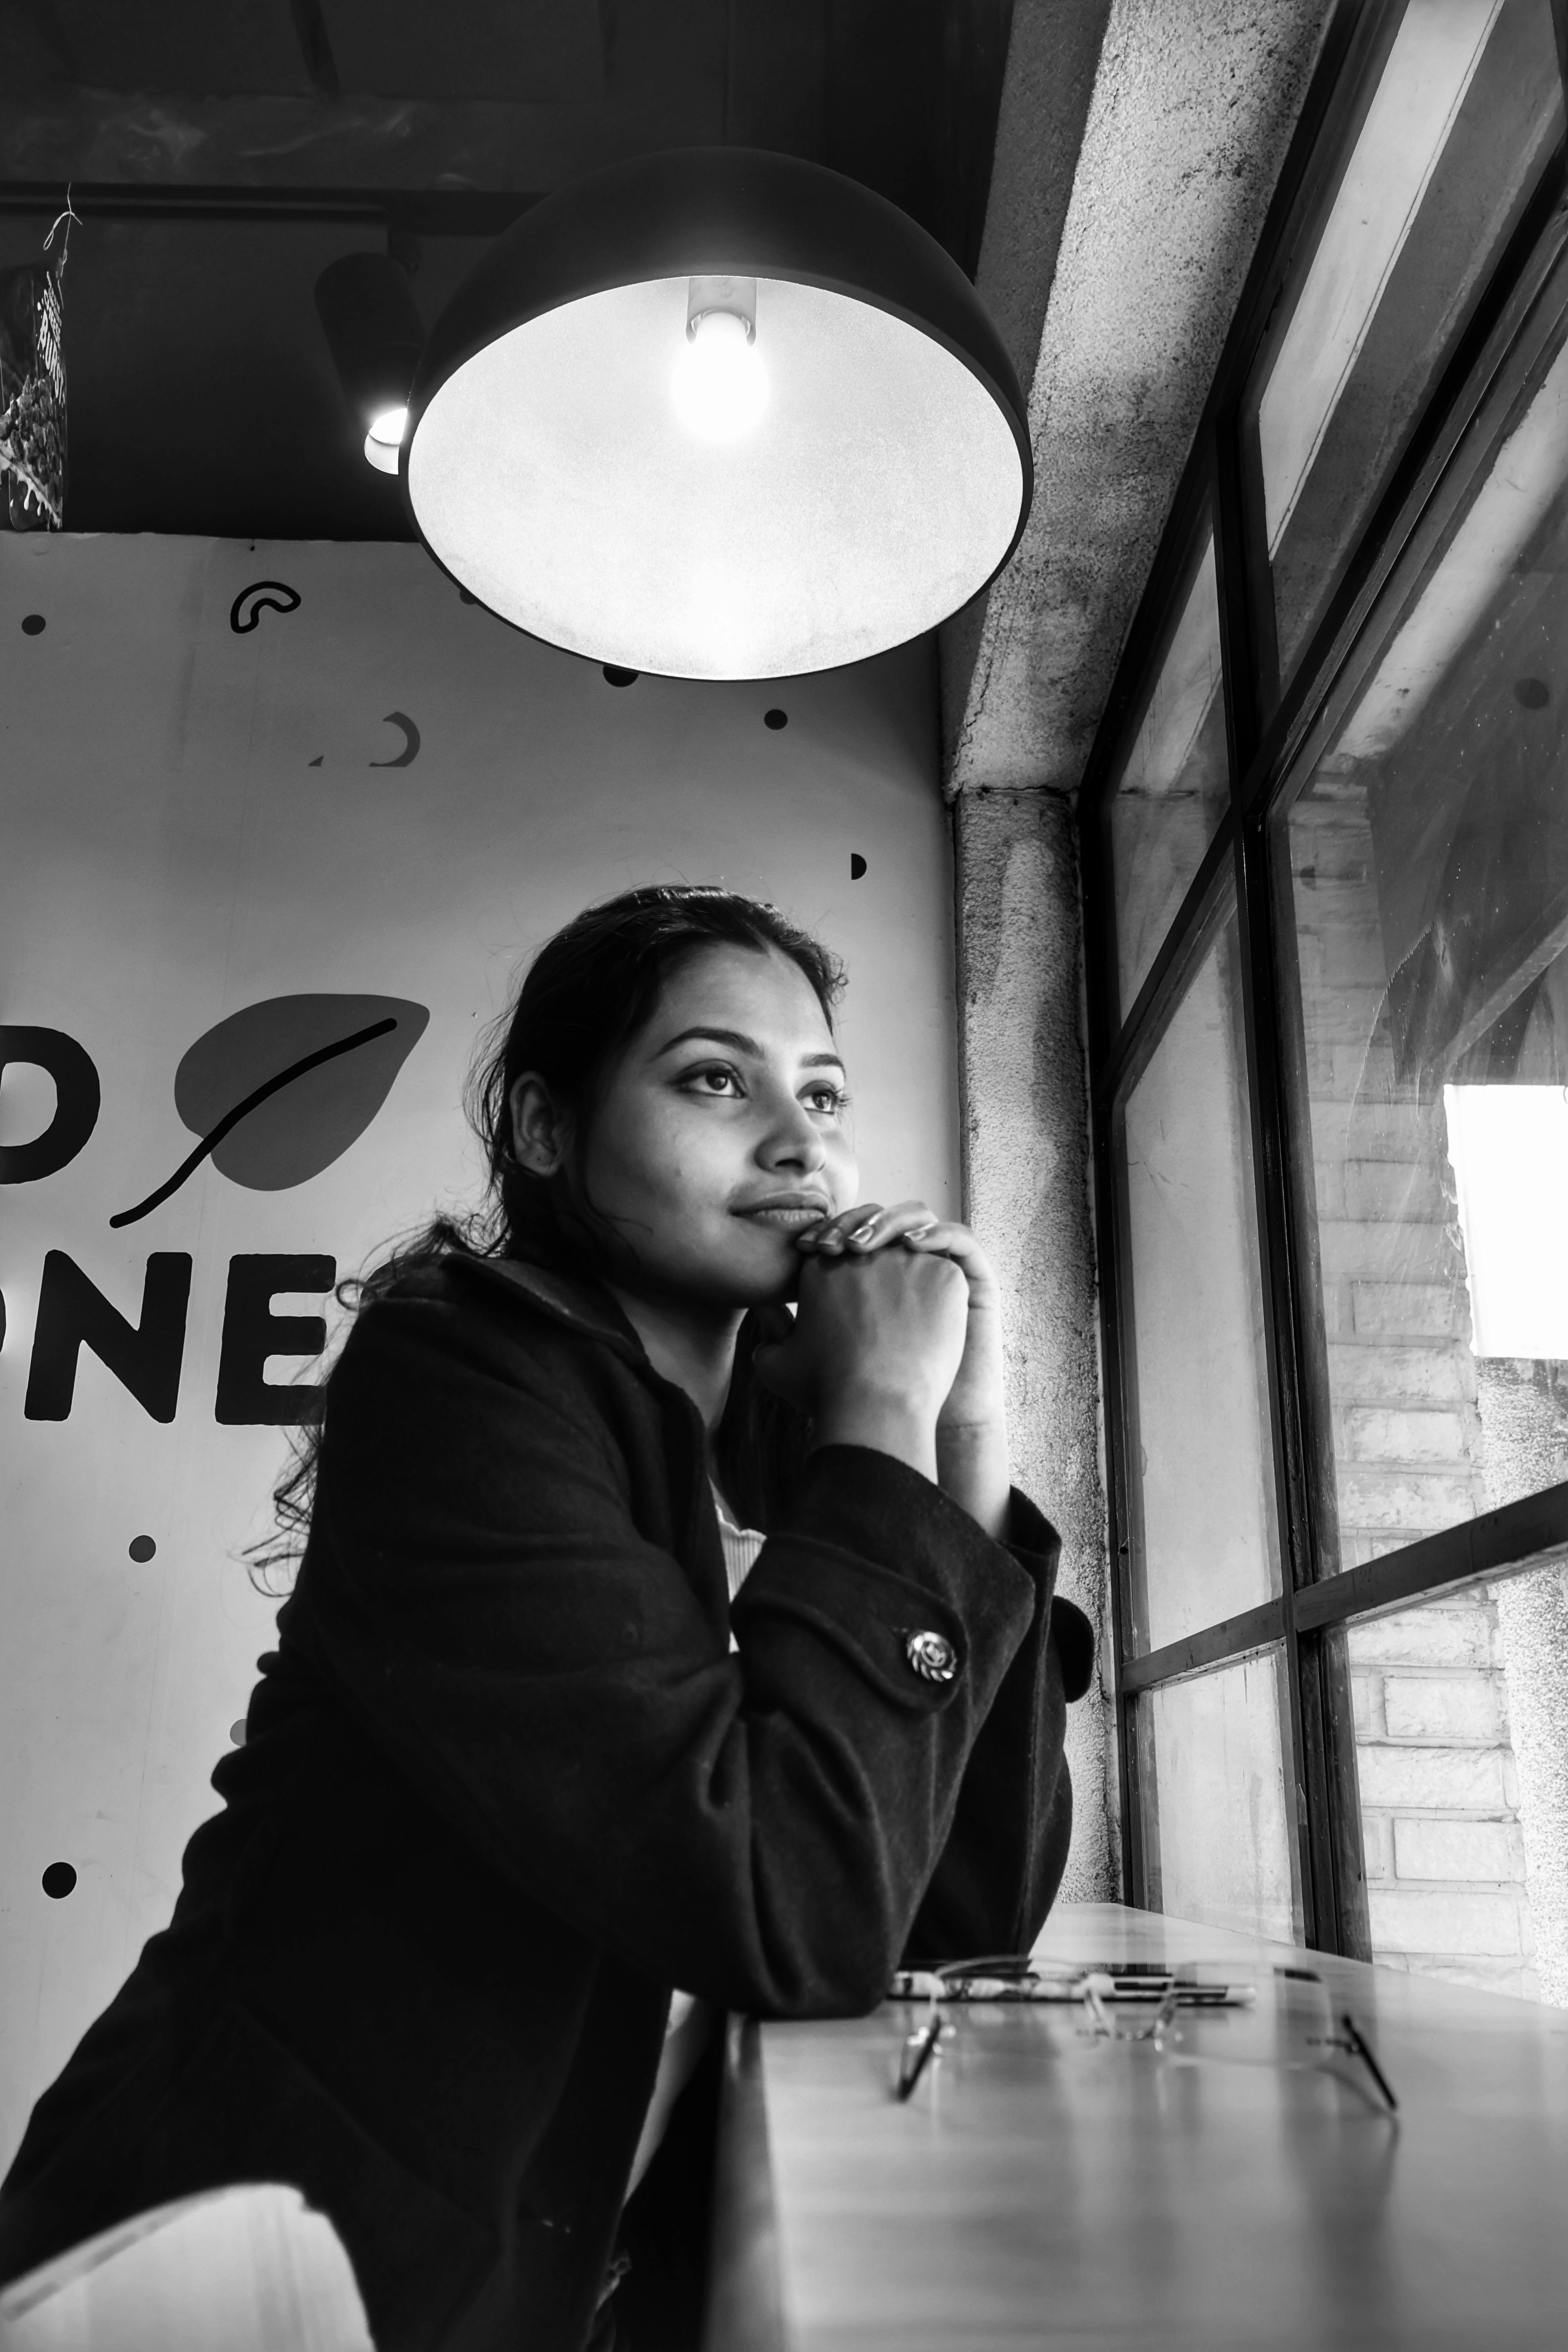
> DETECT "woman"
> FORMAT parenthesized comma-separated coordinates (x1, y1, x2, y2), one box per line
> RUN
(0, 884, 1093, 2352)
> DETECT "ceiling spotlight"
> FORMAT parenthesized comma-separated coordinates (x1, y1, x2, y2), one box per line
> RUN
(401, 148, 1031, 680)
(364, 404, 410, 474)
(314, 255, 423, 477)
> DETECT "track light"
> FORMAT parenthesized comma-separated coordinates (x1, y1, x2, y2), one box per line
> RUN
(314, 255, 424, 476)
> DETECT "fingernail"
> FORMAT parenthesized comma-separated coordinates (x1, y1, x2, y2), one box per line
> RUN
(905, 1225, 937, 1243)
(847, 1221, 877, 1245)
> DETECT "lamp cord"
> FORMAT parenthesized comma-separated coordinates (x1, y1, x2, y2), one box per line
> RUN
(43, 183, 81, 274)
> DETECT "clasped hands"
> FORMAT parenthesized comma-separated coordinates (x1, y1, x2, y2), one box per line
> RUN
(751, 1201, 1011, 1540)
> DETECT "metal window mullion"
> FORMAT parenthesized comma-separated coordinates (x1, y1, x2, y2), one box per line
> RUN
(1296, 1483, 1568, 1630)
(1215, 290, 1366, 1955)
(1234, 789, 1371, 1957)
(1078, 741, 1147, 1909)
(1098, 1100, 1149, 1911)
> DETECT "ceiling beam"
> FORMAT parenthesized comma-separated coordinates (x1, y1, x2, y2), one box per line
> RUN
(0, 180, 538, 231)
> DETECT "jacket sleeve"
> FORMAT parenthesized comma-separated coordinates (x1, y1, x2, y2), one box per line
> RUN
(295, 1288, 1040, 2020)
(901, 1492, 1096, 1967)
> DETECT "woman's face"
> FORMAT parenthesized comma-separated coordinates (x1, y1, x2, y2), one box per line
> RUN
(571, 942, 858, 1312)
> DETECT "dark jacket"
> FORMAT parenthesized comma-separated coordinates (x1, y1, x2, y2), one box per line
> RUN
(0, 1252, 1093, 2352)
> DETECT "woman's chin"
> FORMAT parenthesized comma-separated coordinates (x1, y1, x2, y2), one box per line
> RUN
(715, 1255, 798, 1312)
(723, 1249, 801, 1313)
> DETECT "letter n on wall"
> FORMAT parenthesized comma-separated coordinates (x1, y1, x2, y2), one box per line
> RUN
(25, 1252, 192, 1421)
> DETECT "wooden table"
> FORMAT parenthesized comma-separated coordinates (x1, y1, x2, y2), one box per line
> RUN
(704, 1903, 1568, 2351)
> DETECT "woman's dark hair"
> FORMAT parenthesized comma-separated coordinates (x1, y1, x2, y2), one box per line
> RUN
(251, 883, 845, 1586)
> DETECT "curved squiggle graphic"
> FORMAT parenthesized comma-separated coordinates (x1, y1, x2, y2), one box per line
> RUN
(230, 581, 301, 635)
(370, 711, 421, 768)
(110, 1008, 421, 1229)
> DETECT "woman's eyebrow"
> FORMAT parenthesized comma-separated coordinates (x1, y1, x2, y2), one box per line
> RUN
(652, 1025, 846, 1073)
(653, 1025, 761, 1058)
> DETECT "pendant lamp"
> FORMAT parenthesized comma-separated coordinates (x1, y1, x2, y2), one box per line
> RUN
(401, 147, 1032, 680)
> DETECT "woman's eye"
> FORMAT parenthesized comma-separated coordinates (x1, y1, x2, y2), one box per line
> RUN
(688, 1066, 742, 1096)
(804, 1083, 848, 1116)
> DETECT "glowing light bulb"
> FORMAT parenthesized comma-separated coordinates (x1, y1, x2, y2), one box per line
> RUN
(671, 311, 767, 443)
(363, 405, 408, 474)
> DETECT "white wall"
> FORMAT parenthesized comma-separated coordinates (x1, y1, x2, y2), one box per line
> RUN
(0, 534, 958, 2165)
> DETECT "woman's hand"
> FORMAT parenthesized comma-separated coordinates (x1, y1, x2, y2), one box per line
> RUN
(760, 1201, 1012, 1539)
(799, 1201, 1007, 1436)
(751, 1224, 969, 1491)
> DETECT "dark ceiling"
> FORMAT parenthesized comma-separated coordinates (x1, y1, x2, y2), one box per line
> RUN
(0, 1, 1012, 539)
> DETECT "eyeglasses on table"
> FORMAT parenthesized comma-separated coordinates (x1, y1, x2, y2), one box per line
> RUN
(889, 1954, 1396, 2116)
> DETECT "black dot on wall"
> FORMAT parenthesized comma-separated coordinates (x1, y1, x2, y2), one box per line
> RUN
(458, 587, 478, 604)
(128, 1535, 156, 1563)
(42, 1862, 76, 1900)
(1515, 676, 1550, 708)
(230, 1720, 248, 1747)
(850, 853, 867, 880)
(21, 613, 45, 635)
(603, 665, 638, 688)
(763, 708, 788, 730)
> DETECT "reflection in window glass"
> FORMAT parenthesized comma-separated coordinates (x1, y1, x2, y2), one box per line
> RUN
(1139, 1650, 1300, 1941)
(1251, 0, 1563, 688)
(1122, 914, 1280, 1654)
(1109, 525, 1229, 1019)
(1350, 1564, 1568, 2004)
(1280, 319, 1568, 1571)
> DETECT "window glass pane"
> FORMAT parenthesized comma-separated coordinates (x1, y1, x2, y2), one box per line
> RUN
(1350, 1562, 1568, 2004)
(1279, 315, 1568, 1571)
(1122, 911, 1281, 1654)
(1250, 0, 1564, 690)
(1109, 521, 1229, 1019)
(1138, 1648, 1301, 1941)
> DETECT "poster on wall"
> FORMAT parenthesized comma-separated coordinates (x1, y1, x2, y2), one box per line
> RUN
(0, 534, 957, 2159)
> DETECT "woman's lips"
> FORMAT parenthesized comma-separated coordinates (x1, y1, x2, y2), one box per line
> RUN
(733, 1202, 829, 1229)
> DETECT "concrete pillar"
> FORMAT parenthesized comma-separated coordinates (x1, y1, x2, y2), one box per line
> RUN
(953, 786, 1118, 1902)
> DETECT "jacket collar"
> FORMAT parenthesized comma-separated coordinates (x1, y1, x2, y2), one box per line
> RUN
(448, 1249, 652, 1365)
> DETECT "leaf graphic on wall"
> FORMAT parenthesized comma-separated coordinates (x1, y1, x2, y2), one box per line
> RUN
(111, 995, 429, 1227)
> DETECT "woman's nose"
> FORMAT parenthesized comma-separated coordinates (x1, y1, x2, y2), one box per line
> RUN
(759, 1094, 828, 1170)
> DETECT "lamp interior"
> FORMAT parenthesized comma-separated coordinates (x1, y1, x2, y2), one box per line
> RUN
(407, 273, 1023, 679)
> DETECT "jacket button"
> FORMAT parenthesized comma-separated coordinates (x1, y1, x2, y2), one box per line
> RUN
(906, 1630, 957, 1683)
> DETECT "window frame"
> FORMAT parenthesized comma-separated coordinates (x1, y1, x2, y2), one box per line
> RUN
(1080, 0, 1568, 1953)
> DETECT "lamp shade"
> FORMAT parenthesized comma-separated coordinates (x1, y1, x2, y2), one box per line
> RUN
(402, 148, 1032, 679)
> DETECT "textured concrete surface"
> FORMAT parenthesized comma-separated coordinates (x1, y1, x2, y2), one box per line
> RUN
(939, 0, 1115, 736)
(954, 788, 1116, 1901)
(943, 0, 1334, 793)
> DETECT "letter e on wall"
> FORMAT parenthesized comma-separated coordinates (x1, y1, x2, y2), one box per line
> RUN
(216, 1255, 336, 1425)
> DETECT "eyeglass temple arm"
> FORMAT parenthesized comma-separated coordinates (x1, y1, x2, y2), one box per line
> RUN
(1339, 2013, 1398, 2111)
